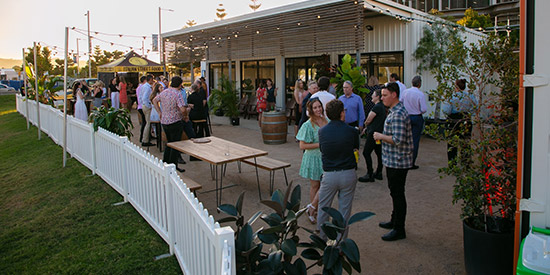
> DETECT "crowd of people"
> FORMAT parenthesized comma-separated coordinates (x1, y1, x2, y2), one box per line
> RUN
(291, 73, 462, 242)
(73, 71, 474, 243)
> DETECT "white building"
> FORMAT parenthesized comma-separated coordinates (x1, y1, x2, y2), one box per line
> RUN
(0, 69, 19, 80)
(163, 0, 483, 118)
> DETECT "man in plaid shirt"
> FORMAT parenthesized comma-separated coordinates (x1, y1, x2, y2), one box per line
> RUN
(373, 82, 413, 241)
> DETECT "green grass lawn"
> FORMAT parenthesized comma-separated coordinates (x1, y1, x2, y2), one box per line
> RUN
(0, 95, 181, 274)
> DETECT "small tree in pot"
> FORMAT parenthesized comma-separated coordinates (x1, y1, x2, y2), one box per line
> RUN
(416, 24, 518, 275)
(209, 75, 240, 125)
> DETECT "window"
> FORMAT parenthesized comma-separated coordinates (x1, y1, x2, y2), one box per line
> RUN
(240, 59, 275, 94)
(340, 52, 404, 85)
(208, 62, 235, 91)
(285, 56, 323, 98)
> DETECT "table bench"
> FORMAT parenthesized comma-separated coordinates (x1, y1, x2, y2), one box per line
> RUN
(240, 156, 290, 195)
(179, 175, 202, 195)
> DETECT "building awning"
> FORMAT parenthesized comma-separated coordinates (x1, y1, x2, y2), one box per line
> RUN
(163, 0, 364, 63)
(97, 51, 163, 73)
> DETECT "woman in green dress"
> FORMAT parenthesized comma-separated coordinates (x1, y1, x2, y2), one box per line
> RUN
(296, 97, 328, 224)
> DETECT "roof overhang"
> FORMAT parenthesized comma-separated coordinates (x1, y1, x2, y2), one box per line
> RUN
(163, 0, 364, 63)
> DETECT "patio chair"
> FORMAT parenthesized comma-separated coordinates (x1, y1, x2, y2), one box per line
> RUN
(238, 96, 249, 118)
(247, 97, 259, 120)
(285, 98, 296, 125)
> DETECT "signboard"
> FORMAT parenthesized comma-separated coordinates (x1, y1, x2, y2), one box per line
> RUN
(152, 34, 158, 52)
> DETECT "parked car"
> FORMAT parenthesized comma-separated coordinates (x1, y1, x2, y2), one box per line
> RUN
(0, 83, 16, 94)
(69, 78, 97, 89)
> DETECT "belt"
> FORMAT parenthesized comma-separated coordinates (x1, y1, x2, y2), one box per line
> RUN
(324, 168, 355, 172)
(409, 114, 423, 116)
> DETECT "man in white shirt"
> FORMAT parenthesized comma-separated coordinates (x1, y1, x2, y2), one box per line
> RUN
(401, 76, 427, 169)
(140, 74, 155, 147)
(310, 76, 336, 117)
(390, 73, 407, 101)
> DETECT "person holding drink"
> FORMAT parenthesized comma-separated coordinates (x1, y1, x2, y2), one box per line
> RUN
(359, 89, 386, 182)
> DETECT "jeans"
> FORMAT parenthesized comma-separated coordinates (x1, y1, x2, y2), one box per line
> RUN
(386, 167, 409, 230)
(409, 115, 424, 165)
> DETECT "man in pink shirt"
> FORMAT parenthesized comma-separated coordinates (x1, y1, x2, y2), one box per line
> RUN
(152, 76, 190, 172)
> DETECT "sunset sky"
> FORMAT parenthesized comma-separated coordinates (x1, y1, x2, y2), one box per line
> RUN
(0, 0, 306, 61)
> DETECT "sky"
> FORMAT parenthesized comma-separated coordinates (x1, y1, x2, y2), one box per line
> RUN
(0, 0, 307, 62)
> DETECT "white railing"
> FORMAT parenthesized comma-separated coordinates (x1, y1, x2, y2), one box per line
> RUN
(15, 94, 235, 275)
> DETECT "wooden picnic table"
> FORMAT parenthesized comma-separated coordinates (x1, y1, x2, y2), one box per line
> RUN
(167, 136, 268, 206)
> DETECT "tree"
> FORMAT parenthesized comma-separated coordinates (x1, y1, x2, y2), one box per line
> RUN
(249, 0, 261, 12)
(25, 45, 54, 76)
(184, 20, 197, 28)
(457, 8, 492, 29)
(413, 23, 462, 120)
(216, 3, 227, 20)
(91, 45, 124, 76)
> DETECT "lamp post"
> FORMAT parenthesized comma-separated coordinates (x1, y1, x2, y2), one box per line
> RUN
(85, 10, 92, 78)
(159, 7, 174, 77)
(76, 38, 83, 76)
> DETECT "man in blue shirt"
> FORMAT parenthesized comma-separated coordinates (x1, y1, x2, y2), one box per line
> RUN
(338, 80, 365, 132)
(317, 99, 360, 241)
(373, 82, 413, 241)
(140, 74, 155, 147)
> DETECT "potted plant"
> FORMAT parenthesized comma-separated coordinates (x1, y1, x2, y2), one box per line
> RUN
(209, 75, 241, 125)
(417, 24, 518, 275)
(330, 54, 368, 98)
(217, 183, 375, 274)
(89, 106, 134, 137)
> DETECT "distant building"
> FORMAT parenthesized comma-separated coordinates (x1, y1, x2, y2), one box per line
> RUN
(0, 69, 19, 80)
(388, 0, 519, 25)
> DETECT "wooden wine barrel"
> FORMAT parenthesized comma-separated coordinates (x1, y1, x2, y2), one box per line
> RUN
(261, 111, 287, 144)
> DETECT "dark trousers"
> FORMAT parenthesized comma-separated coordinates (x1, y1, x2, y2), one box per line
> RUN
(137, 109, 146, 142)
(192, 121, 209, 138)
(362, 133, 382, 175)
(162, 121, 184, 166)
(182, 120, 196, 139)
(386, 167, 409, 230)
(409, 114, 424, 165)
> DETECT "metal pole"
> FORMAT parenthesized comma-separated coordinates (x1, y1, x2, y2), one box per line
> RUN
(33, 42, 41, 140)
(63, 27, 69, 167)
(23, 48, 29, 130)
(159, 7, 165, 76)
(87, 10, 92, 78)
(76, 38, 80, 75)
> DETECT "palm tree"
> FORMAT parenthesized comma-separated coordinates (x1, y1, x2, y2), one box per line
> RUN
(185, 20, 197, 28)
(216, 3, 227, 20)
(249, 0, 261, 12)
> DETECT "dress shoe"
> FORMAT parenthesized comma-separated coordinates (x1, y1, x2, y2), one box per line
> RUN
(141, 142, 156, 147)
(176, 167, 185, 173)
(374, 171, 383, 180)
(381, 229, 406, 241)
(178, 158, 186, 164)
(410, 165, 419, 170)
(379, 221, 394, 229)
(358, 174, 375, 182)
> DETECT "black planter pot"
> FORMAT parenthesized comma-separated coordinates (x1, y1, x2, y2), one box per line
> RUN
(230, 117, 240, 126)
(463, 219, 514, 275)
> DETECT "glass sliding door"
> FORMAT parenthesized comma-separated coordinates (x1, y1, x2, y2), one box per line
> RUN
(240, 59, 275, 97)
(285, 56, 323, 99)
(208, 62, 235, 91)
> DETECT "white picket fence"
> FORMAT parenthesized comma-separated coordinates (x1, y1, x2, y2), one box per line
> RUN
(15, 95, 235, 275)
